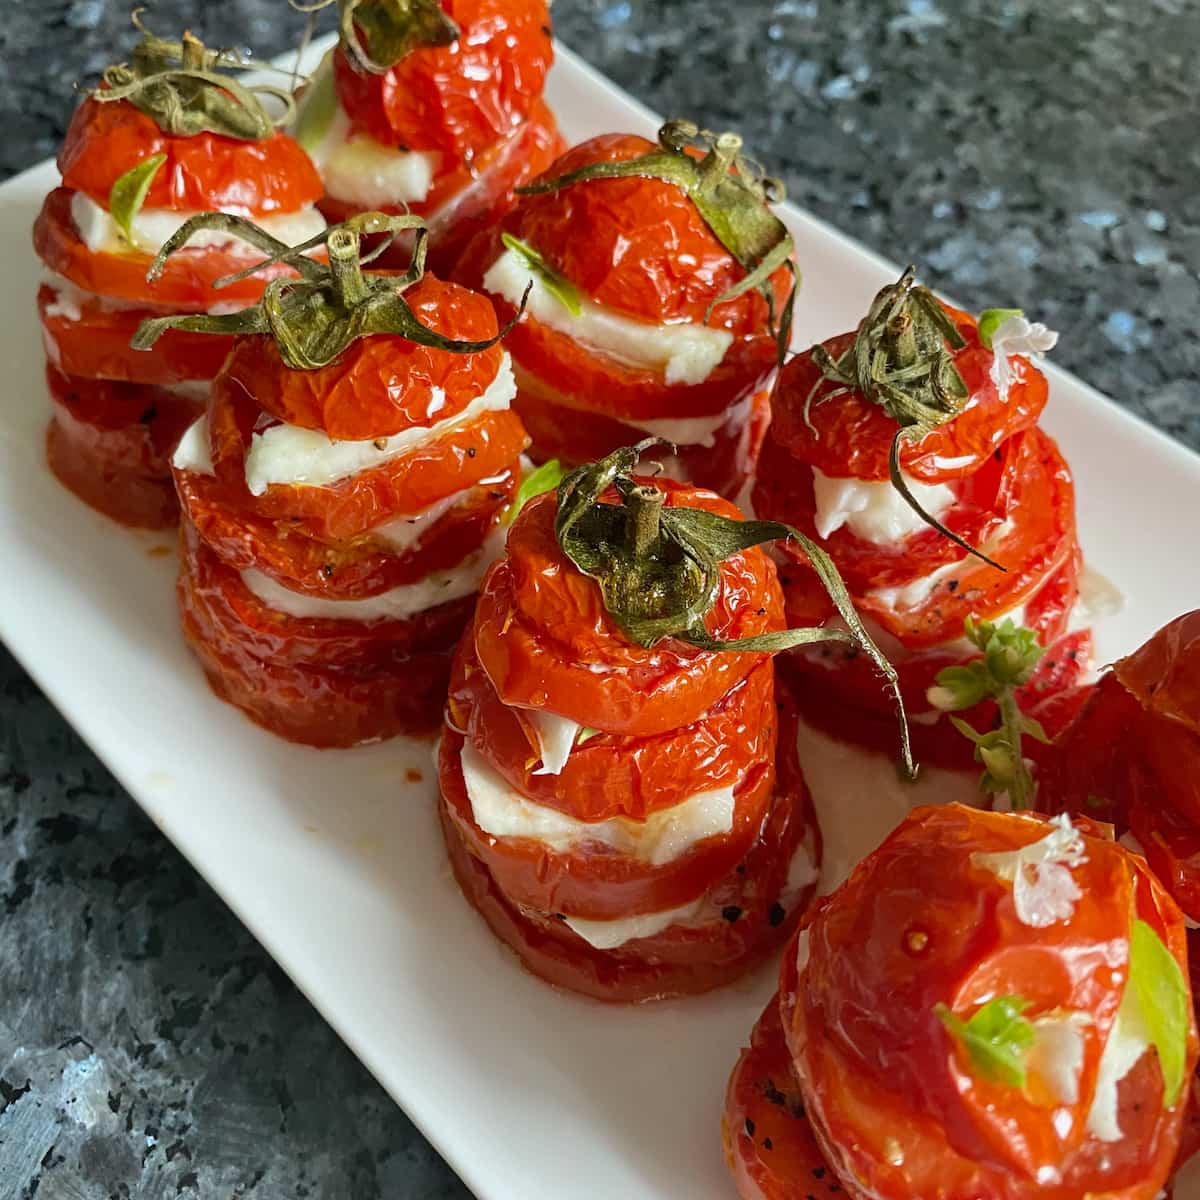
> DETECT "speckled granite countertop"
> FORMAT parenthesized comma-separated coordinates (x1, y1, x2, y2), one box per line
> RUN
(0, 1, 1196, 1194)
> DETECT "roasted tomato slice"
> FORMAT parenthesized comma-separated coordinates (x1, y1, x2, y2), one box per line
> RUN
(472, 484, 784, 736)
(178, 522, 464, 746)
(44, 365, 201, 528)
(453, 644, 777, 821)
(782, 805, 1196, 1200)
(58, 96, 322, 215)
(769, 306, 1049, 485)
(38, 284, 232, 386)
(331, 0, 554, 162)
(500, 132, 793, 332)
(218, 274, 506, 438)
(724, 997, 840, 1200)
(439, 681, 816, 1002)
(174, 461, 513, 599)
(34, 187, 298, 308)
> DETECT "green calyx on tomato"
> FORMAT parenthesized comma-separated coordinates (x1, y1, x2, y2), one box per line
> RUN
(554, 440, 913, 777)
(518, 120, 798, 365)
(92, 14, 296, 141)
(935, 995, 1036, 1088)
(928, 617, 1049, 810)
(807, 267, 1005, 570)
(132, 211, 529, 370)
(292, 0, 459, 75)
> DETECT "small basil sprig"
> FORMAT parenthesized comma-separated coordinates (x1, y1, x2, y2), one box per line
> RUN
(505, 459, 568, 526)
(553, 440, 912, 776)
(927, 617, 1048, 810)
(935, 995, 1035, 1089)
(109, 153, 166, 246)
(132, 211, 529, 371)
(519, 120, 798, 365)
(1128, 917, 1190, 1107)
(92, 16, 295, 140)
(291, 0, 459, 74)
(807, 267, 1004, 570)
(501, 234, 583, 316)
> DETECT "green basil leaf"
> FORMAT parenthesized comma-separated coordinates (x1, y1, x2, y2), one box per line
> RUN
(977, 307, 1024, 349)
(1129, 918, 1190, 1107)
(575, 727, 602, 746)
(505, 459, 568, 526)
(935, 995, 1035, 1088)
(501, 233, 583, 316)
(293, 53, 337, 154)
(109, 153, 167, 246)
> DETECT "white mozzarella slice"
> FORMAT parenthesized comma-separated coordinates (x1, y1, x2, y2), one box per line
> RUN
(70, 191, 327, 258)
(1087, 986, 1151, 1142)
(172, 417, 214, 475)
(238, 528, 503, 624)
(562, 896, 709, 951)
(527, 710, 583, 777)
(368, 488, 471, 555)
(243, 355, 516, 496)
(810, 467, 956, 543)
(483, 246, 734, 386)
(460, 741, 736, 866)
(1028, 1012, 1090, 1106)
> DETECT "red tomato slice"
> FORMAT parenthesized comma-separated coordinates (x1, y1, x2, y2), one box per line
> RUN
(38, 283, 233, 385)
(723, 997, 841, 1200)
(178, 522, 461, 746)
(512, 371, 771, 501)
(323, 97, 565, 279)
(59, 96, 322, 216)
(500, 132, 794, 331)
(44, 365, 201, 528)
(203, 366, 527, 543)
(331, 0, 553, 162)
(440, 725, 777, 920)
(452, 645, 777, 820)
(175, 462, 513, 599)
(770, 305, 1048, 485)
(473, 484, 784, 736)
(438, 680, 816, 1002)
(218, 274, 506, 439)
(34, 187, 298, 308)
(782, 805, 1195, 1200)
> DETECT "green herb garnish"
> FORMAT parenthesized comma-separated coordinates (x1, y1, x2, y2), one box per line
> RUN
(505, 459, 568, 526)
(936, 995, 1036, 1089)
(1128, 918, 1190, 1107)
(501, 234, 583, 316)
(977, 307, 1024, 350)
(109, 153, 166, 246)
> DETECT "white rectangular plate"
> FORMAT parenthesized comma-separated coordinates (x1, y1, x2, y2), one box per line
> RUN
(2, 39, 1199, 1200)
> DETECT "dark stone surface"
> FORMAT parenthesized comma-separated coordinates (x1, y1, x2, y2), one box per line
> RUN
(0, 0, 1196, 1195)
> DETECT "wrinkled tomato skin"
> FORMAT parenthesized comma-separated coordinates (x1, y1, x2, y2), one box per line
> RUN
(58, 96, 323, 215)
(772, 427, 1077, 650)
(453, 644, 777, 821)
(219, 275, 505, 439)
(38, 285, 232, 386)
(1042, 611, 1200, 922)
(205, 370, 527, 545)
(472, 484, 783, 736)
(34, 187, 296, 308)
(44, 365, 201, 528)
(723, 998, 840, 1200)
(322, 99, 565, 279)
(455, 225, 784, 423)
(781, 805, 1195, 1200)
(770, 307, 1048, 485)
(178, 521, 460, 745)
(439, 724, 776, 919)
(497, 133, 793, 331)
(332, 0, 554, 163)
(439, 681, 816, 1003)
(511, 371, 771, 500)
(174, 463, 513, 599)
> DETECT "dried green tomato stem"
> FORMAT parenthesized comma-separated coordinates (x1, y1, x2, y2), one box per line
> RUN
(289, 0, 459, 74)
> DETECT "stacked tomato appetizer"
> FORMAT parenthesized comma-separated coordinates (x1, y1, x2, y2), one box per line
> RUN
(452, 121, 797, 500)
(725, 804, 1197, 1200)
(134, 212, 526, 746)
(753, 269, 1087, 766)
(437, 442, 903, 1002)
(295, 0, 563, 276)
(33, 22, 325, 527)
